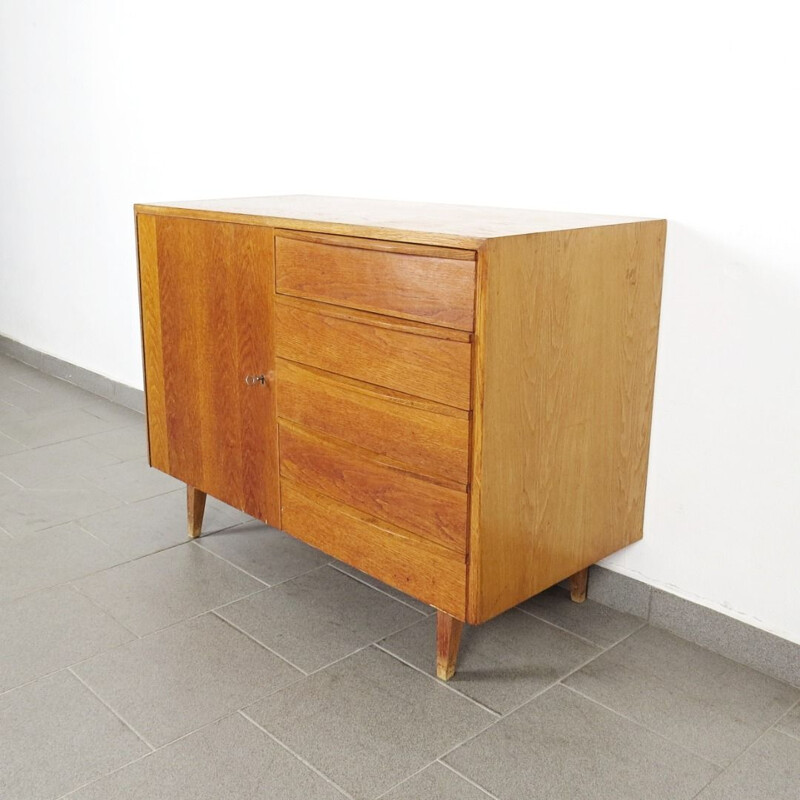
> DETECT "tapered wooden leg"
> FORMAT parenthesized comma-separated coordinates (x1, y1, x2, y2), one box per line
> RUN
(187, 486, 207, 539)
(436, 610, 464, 681)
(569, 567, 589, 603)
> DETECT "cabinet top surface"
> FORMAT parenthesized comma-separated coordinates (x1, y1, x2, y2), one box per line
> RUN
(134, 195, 655, 245)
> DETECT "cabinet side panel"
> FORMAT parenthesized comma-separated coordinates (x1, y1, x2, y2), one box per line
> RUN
(136, 213, 169, 471)
(472, 222, 666, 623)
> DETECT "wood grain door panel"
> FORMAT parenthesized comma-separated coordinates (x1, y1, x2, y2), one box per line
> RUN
(137, 214, 279, 524)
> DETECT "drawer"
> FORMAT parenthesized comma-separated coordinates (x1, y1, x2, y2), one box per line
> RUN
(275, 297, 472, 409)
(281, 479, 467, 617)
(276, 359, 469, 484)
(275, 231, 476, 331)
(279, 421, 468, 553)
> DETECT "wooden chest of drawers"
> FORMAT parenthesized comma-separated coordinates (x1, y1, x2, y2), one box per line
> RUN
(135, 196, 665, 678)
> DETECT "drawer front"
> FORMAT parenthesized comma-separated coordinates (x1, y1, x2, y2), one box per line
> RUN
(275, 232, 476, 331)
(279, 421, 468, 553)
(275, 299, 472, 410)
(281, 479, 467, 617)
(276, 359, 469, 484)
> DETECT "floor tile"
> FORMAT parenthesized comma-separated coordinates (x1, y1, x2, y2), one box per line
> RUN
(74, 541, 264, 636)
(0, 584, 134, 693)
(0, 398, 31, 423)
(68, 713, 346, 800)
(444, 684, 718, 800)
(331, 561, 435, 615)
(0, 670, 149, 800)
(0, 472, 19, 496)
(519, 585, 645, 646)
(0, 430, 26, 456)
(198, 519, 331, 584)
(0, 521, 126, 603)
(0, 406, 124, 448)
(380, 609, 599, 714)
(774, 701, 800, 739)
(695, 730, 800, 799)
(206, 494, 255, 526)
(0, 377, 52, 411)
(82, 424, 148, 461)
(564, 625, 799, 766)
(219, 566, 423, 672)
(77, 490, 241, 559)
(74, 613, 301, 747)
(0, 475, 123, 536)
(247, 646, 494, 800)
(82, 457, 182, 502)
(381, 762, 494, 799)
(81, 398, 145, 426)
(0, 354, 42, 380)
(0, 438, 120, 488)
(0, 375, 98, 413)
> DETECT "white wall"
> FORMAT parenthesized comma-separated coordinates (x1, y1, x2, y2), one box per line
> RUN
(2, 1, 798, 643)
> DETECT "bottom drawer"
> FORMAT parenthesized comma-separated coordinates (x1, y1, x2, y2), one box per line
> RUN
(281, 479, 467, 618)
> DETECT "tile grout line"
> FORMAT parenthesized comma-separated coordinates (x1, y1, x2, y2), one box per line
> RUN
(68, 667, 157, 751)
(685, 720, 799, 800)
(53, 750, 154, 800)
(514, 601, 646, 649)
(372, 642, 501, 719)
(767, 696, 800, 741)
(304, 642, 379, 678)
(328, 561, 436, 616)
(472, 623, 646, 724)
(561, 683, 726, 771)
(64, 582, 141, 638)
(239, 710, 357, 800)
(189, 538, 273, 588)
(52, 711, 247, 800)
(437, 759, 501, 799)
(211, 610, 310, 676)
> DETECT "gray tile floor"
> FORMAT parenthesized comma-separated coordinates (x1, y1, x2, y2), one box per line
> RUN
(0, 352, 798, 800)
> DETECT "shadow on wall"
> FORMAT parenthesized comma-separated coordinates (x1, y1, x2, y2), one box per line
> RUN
(601, 220, 800, 643)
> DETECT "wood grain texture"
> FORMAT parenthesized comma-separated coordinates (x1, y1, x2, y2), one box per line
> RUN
(281, 479, 467, 617)
(147, 216, 280, 524)
(136, 213, 168, 471)
(134, 195, 648, 246)
(279, 421, 468, 553)
(436, 611, 464, 681)
(275, 297, 473, 409)
(275, 232, 476, 330)
(187, 486, 206, 538)
(276, 358, 470, 484)
(469, 221, 666, 623)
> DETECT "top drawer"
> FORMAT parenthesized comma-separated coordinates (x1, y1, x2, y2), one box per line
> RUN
(275, 231, 476, 331)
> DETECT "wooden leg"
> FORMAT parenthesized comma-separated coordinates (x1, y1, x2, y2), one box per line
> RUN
(436, 610, 464, 681)
(569, 567, 589, 603)
(187, 486, 207, 539)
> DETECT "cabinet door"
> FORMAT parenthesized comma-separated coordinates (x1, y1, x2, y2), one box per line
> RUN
(137, 214, 279, 525)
